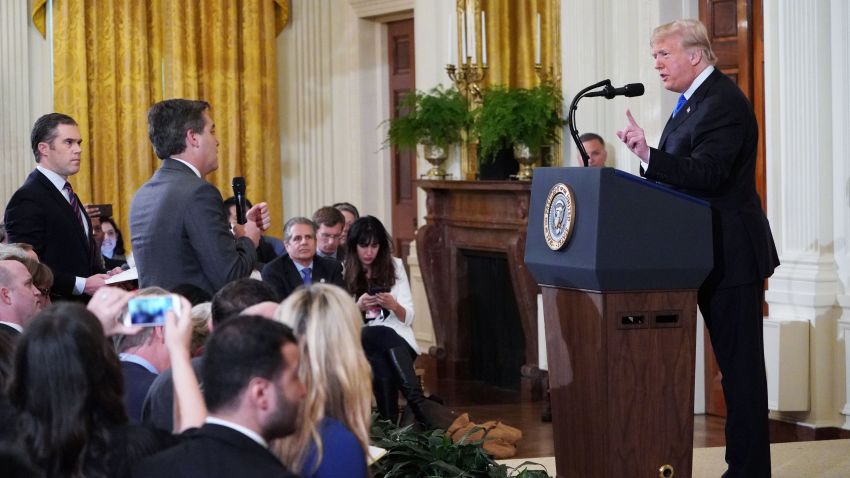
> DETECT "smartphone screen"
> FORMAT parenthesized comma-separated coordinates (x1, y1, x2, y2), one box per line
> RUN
(124, 295, 179, 327)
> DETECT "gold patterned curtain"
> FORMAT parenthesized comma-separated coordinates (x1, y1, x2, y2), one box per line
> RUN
(481, 0, 560, 89)
(31, 0, 289, 242)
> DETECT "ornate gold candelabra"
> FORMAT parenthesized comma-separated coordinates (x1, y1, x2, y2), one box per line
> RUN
(446, 62, 487, 102)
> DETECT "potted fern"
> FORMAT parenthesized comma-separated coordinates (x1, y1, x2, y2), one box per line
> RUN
(386, 86, 471, 178)
(474, 84, 564, 180)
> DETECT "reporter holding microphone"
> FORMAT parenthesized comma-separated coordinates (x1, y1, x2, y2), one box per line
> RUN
(130, 99, 272, 295)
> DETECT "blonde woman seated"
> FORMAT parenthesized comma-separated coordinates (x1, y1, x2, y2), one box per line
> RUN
(273, 284, 372, 478)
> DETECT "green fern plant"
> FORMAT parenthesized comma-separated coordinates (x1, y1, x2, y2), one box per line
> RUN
(474, 84, 564, 162)
(386, 86, 471, 150)
(370, 418, 550, 478)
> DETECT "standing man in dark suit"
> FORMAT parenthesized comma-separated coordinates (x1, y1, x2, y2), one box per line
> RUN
(4, 113, 112, 300)
(617, 19, 779, 477)
(130, 99, 272, 295)
(132, 317, 305, 478)
(261, 217, 345, 300)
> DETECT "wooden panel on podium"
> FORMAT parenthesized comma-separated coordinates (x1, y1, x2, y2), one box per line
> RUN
(544, 288, 697, 477)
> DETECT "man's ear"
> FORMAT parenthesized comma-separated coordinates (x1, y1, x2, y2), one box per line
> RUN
(37, 141, 51, 157)
(186, 129, 199, 149)
(690, 49, 703, 65)
(0, 287, 11, 305)
(247, 377, 273, 411)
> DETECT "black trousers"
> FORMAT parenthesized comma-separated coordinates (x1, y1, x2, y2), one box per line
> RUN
(361, 325, 416, 381)
(699, 281, 771, 478)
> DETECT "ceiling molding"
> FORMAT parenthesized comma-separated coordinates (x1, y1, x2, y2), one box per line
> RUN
(348, 0, 413, 20)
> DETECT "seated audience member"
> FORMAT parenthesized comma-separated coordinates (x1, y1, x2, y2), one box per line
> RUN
(345, 216, 452, 429)
(223, 196, 284, 264)
(100, 216, 129, 270)
(115, 287, 174, 423)
(578, 132, 609, 168)
(142, 278, 278, 431)
(189, 302, 212, 357)
(262, 217, 345, 301)
(274, 284, 371, 478)
(332, 202, 359, 248)
(30, 262, 53, 312)
(312, 206, 346, 261)
(4, 299, 180, 477)
(0, 259, 42, 336)
(132, 316, 305, 478)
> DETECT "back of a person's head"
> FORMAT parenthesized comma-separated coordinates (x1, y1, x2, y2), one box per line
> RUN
(113, 287, 169, 353)
(210, 278, 278, 327)
(274, 284, 371, 469)
(10, 303, 126, 475)
(201, 316, 296, 413)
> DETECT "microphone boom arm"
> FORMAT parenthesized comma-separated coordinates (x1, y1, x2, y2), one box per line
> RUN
(568, 79, 611, 168)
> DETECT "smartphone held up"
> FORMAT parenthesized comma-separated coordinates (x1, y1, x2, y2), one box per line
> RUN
(123, 294, 182, 327)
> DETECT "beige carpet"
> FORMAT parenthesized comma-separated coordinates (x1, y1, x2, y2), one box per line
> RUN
(497, 440, 850, 477)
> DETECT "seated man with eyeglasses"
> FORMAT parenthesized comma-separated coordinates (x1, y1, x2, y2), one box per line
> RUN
(312, 206, 346, 262)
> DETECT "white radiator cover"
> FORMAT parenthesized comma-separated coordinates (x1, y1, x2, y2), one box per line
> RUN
(763, 318, 810, 411)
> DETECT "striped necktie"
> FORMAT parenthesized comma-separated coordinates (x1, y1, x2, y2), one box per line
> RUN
(63, 182, 86, 233)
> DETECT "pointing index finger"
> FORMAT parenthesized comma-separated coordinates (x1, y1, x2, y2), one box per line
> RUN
(626, 109, 639, 127)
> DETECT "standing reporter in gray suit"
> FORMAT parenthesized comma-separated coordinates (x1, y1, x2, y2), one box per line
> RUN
(617, 20, 778, 478)
(130, 99, 271, 295)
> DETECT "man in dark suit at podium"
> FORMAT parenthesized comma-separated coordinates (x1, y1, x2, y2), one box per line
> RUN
(617, 19, 779, 478)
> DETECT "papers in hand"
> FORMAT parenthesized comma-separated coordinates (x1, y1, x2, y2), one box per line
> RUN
(368, 445, 387, 465)
(105, 267, 138, 284)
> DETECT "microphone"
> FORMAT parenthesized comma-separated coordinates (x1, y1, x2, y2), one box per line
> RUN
(585, 83, 645, 99)
(231, 177, 247, 225)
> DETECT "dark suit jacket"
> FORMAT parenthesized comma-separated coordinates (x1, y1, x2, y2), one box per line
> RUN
(130, 159, 257, 295)
(141, 356, 204, 432)
(131, 423, 297, 478)
(121, 360, 158, 424)
(4, 169, 103, 298)
(642, 69, 779, 290)
(261, 253, 345, 300)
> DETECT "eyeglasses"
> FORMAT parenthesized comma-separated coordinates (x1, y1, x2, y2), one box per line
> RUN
(318, 233, 341, 241)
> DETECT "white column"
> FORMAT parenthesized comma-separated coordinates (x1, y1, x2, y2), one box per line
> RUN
(763, 0, 844, 428)
(277, 0, 392, 223)
(831, 0, 850, 429)
(1, 1, 39, 205)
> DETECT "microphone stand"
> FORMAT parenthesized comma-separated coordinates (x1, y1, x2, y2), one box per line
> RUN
(568, 79, 611, 167)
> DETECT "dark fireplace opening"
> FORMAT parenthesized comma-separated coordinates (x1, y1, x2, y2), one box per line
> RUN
(463, 251, 525, 390)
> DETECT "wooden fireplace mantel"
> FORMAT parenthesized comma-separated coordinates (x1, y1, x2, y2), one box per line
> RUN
(415, 180, 543, 398)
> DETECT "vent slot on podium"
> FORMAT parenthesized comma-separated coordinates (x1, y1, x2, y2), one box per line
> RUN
(618, 314, 647, 329)
(653, 312, 681, 328)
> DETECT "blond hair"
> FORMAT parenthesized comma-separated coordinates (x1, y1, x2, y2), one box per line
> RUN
(651, 19, 717, 65)
(272, 284, 372, 474)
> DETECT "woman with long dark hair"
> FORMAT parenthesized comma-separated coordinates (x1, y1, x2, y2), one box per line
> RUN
(5, 298, 177, 477)
(343, 216, 450, 429)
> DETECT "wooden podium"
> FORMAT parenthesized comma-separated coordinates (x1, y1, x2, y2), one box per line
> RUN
(525, 168, 713, 478)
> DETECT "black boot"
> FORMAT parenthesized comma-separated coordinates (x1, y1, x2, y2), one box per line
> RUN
(373, 377, 399, 424)
(387, 347, 454, 429)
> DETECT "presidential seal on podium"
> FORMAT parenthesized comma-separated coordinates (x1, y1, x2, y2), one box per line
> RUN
(543, 182, 575, 251)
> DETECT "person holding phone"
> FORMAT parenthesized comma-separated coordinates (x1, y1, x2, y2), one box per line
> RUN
(343, 216, 450, 429)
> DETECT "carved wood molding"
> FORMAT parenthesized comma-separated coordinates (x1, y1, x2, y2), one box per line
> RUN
(347, 0, 413, 19)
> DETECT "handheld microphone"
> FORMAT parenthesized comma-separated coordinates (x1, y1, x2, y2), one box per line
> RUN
(231, 177, 247, 225)
(585, 83, 645, 99)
